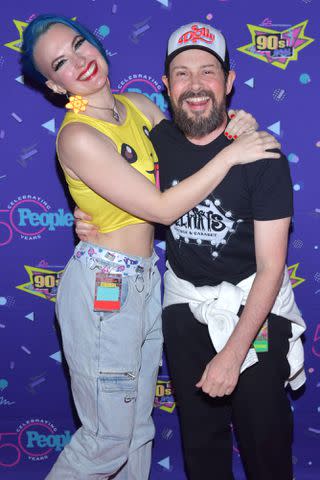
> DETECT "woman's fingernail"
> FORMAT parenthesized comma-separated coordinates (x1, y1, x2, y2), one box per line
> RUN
(233, 135, 238, 139)
(230, 114, 236, 119)
(228, 135, 233, 139)
(225, 131, 229, 136)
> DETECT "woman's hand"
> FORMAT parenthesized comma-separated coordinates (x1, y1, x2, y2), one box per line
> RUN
(225, 109, 258, 139)
(73, 206, 98, 242)
(224, 131, 281, 167)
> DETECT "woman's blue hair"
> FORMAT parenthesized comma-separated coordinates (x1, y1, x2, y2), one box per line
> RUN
(22, 14, 108, 85)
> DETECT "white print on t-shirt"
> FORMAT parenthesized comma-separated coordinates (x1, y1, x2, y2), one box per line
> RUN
(170, 190, 243, 258)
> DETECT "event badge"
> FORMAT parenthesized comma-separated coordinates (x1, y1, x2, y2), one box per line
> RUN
(94, 272, 122, 312)
(253, 319, 269, 353)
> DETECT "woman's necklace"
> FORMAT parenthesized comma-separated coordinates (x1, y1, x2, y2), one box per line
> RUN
(87, 95, 120, 121)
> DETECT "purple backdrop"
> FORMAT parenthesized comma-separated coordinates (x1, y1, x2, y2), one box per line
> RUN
(0, 1, 319, 479)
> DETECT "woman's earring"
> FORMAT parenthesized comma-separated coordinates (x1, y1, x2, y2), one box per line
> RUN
(65, 95, 88, 114)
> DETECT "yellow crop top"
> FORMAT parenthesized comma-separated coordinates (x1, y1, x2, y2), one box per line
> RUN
(56, 94, 159, 233)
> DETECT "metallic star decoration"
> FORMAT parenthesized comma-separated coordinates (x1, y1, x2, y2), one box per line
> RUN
(238, 20, 314, 70)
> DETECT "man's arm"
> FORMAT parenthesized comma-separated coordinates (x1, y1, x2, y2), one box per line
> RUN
(196, 216, 291, 397)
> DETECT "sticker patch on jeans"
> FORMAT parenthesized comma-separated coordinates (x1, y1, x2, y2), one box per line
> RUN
(253, 319, 268, 352)
(94, 273, 122, 312)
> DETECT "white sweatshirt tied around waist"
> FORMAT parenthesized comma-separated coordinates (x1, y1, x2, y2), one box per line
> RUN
(163, 263, 306, 390)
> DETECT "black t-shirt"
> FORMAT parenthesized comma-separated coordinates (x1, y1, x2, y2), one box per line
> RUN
(150, 120, 293, 287)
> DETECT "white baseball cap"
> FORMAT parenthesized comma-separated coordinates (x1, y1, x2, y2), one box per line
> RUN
(165, 22, 230, 74)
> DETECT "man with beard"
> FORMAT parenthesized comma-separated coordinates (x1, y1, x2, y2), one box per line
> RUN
(74, 22, 306, 480)
(150, 22, 305, 480)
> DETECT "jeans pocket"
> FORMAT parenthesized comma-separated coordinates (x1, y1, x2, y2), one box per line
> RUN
(97, 373, 137, 439)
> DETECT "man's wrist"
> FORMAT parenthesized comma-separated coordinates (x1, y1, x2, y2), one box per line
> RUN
(223, 340, 249, 365)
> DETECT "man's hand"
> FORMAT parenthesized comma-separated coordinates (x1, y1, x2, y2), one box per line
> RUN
(226, 109, 258, 139)
(196, 347, 242, 397)
(74, 206, 99, 242)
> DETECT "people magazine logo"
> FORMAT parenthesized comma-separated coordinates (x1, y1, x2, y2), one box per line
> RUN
(0, 419, 71, 467)
(0, 195, 74, 246)
(16, 264, 64, 303)
(154, 376, 176, 413)
(115, 73, 168, 113)
(238, 20, 314, 69)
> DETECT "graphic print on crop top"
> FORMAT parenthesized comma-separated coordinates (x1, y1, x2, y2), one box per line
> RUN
(121, 143, 138, 164)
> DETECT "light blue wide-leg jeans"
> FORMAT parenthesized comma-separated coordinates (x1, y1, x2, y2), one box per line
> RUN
(46, 242, 163, 480)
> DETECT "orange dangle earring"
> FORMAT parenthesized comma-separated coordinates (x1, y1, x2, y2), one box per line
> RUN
(65, 94, 88, 114)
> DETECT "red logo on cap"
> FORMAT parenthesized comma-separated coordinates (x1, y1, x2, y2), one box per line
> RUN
(178, 24, 215, 46)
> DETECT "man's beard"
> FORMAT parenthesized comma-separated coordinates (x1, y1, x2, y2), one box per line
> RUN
(172, 89, 226, 138)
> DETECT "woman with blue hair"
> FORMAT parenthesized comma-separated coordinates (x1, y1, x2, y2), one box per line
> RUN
(21, 14, 280, 480)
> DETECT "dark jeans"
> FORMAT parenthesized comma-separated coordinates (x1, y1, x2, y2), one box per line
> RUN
(163, 303, 293, 480)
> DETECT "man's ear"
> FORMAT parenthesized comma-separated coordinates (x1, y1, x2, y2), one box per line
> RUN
(226, 70, 236, 95)
(45, 80, 67, 95)
(162, 75, 170, 97)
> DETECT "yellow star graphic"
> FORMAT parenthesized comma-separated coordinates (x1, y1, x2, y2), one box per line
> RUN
(287, 263, 306, 289)
(4, 20, 28, 53)
(238, 20, 314, 70)
(16, 265, 64, 302)
(4, 17, 77, 53)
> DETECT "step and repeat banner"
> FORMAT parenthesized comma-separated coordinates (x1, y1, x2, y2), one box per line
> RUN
(0, 1, 319, 479)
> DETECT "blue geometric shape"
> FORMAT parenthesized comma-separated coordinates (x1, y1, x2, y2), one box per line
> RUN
(156, 0, 169, 6)
(50, 351, 62, 363)
(25, 312, 34, 321)
(0, 379, 8, 391)
(155, 241, 166, 251)
(98, 25, 110, 38)
(299, 73, 311, 85)
(288, 153, 299, 164)
(267, 121, 281, 135)
(158, 456, 170, 470)
(15, 75, 24, 84)
(41, 118, 56, 133)
(244, 77, 255, 88)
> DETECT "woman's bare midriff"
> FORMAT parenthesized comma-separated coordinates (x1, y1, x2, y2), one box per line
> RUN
(86, 222, 155, 258)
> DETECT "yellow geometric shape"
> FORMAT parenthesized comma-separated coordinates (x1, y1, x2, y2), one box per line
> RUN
(287, 263, 306, 289)
(159, 403, 176, 414)
(4, 17, 77, 54)
(4, 20, 28, 53)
